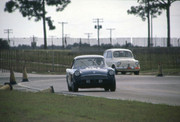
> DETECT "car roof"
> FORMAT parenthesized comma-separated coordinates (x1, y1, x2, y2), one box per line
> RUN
(104, 48, 132, 52)
(74, 55, 104, 60)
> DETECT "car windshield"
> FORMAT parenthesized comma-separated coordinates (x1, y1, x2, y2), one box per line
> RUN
(113, 51, 133, 58)
(73, 58, 105, 69)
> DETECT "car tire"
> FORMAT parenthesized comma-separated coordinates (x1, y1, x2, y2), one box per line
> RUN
(66, 75, 72, 91)
(121, 72, 126, 75)
(134, 71, 139, 75)
(110, 78, 116, 92)
(104, 88, 109, 91)
(72, 80, 78, 92)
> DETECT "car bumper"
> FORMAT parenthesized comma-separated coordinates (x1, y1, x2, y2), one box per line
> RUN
(74, 75, 115, 88)
(116, 67, 140, 72)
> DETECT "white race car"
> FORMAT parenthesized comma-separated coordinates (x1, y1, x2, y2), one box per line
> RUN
(103, 48, 140, 75)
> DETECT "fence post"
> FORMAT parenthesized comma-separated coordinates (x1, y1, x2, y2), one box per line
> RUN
(157, 63, 163, 76)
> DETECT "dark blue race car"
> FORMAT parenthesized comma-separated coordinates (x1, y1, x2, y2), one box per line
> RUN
(66, 55, 116, 92)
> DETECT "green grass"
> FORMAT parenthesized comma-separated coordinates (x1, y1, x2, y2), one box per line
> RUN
(0, 48, 180, 75)
(0, 90, 180, 122)
(140, 68, 180, 75)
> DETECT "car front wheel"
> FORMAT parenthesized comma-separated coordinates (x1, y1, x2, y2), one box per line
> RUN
(110, 79, 116, 92)
(72, 80, 78, 92)
(134, 71, 139, 75)
(66, 75, 72, 91)
(121, 72, 126, 75)
(104, 88, 109, 91)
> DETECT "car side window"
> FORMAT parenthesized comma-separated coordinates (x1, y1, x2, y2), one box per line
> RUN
(125, 51, 133, 57)
(103, 52, 107, 58)
(106, 51, 112, 58)
(71, 59, 75, 68)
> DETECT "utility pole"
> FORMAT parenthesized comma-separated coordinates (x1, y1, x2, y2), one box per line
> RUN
(58, 22, 68, 49)
(31, 35, 37, 49)
(49, 36, 55, 72)
(106, 28, 115, 45)
(84, 33, 92, 45)
(64, 34, 70, 48)
(151, 14, 153, 47)
(4, 29, 13, 44)
(49, 36, 55, 49)
(93, 18, 103, 47)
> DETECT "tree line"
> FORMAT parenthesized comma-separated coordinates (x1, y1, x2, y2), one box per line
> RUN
(127, 0, 179, 47)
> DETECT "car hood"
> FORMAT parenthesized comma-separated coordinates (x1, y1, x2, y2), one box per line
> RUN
(67, 67, 113, 76)
(80, 67, 109, 76)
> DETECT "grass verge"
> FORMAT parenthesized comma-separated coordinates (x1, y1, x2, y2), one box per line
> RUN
(140, 68, 180, 76)
(1, 90, 180, 121)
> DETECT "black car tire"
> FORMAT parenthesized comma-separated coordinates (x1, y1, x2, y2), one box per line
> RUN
(72, 80, 78, 92)
(110, 79, 116, 92)
(134, 71, 139, 75)
(66, 75, 72, 91)
(104, 88, 109, 91)
(121, 72, 126, 75)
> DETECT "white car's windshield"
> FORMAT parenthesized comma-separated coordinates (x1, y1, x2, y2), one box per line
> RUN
(113, 51, 133, 58)
(73, 58, 105, 69)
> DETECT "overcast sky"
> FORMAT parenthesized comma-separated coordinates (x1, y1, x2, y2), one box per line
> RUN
(0, 0, 180, 39)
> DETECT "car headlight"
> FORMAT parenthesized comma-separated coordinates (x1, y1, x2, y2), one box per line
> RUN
(117, 62, 121, 67)
(135, 62, 139, 66)
(74, 70, 80, 76)
(109, 70, 114, 75)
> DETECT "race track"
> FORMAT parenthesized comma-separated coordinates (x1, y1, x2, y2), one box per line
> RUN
(1, 71, 180, 106)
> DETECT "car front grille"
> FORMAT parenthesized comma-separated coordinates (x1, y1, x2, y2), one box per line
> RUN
(81, 75, 108, 80)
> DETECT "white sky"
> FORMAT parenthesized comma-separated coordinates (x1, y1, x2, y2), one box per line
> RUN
(0, 0, 180, 39)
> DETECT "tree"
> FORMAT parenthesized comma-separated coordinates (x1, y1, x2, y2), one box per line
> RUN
(31, 36, 37, 49)
(0, 39, 10, 49)
(4, 0, 71, 49)
(127, 0, 178, 47)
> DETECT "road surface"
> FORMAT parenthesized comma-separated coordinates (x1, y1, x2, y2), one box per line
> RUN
(0, 71, 180, 106)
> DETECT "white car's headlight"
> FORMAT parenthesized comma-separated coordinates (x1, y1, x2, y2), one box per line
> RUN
(109, 70, 114, 75)
(74, 70, 80, 76)
(117, 62, 121, 67)
(135, 62, 139, 66)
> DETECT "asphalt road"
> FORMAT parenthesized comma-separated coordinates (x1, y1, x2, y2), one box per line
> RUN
(0, 71, 180, 106)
